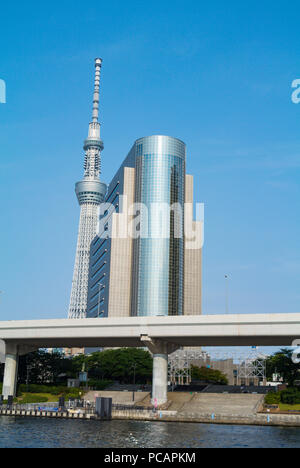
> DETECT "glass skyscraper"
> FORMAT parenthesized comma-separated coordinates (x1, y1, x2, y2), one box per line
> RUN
(131, 136, 185, 316)
(87, 135, 202, 319)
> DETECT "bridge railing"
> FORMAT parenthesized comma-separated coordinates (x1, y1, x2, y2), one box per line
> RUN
(0, 399, 154, 413)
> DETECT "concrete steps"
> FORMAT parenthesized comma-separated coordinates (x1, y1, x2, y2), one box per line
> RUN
(83, 390, 150, 406)
(166, 392, 196, 412)
(179, 393, 263, 417)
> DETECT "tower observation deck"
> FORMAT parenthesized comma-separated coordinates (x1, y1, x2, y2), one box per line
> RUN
(68, 59, 107, 319)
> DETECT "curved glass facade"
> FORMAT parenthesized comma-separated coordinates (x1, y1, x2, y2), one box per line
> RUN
(131, 135, 186, 317)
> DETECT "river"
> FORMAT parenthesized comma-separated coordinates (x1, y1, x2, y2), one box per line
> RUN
(0, 417, 300, 448)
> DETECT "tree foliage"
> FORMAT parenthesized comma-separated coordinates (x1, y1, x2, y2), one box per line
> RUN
(191, 365, 228, 385)
(266, 349, 300, 386)
(1, 348, 153, 387)
(265, 388, 300, 405)
(73, 348, 153, 384)
(281, 388, 300, 405)
(264, 392, 281, 405)
(18, 350, 73, 385)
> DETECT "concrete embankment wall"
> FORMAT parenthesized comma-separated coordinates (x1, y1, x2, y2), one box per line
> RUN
(0, 408, 97, 420)
(112, 410, 300, 427)
(1, 408, 300, 427)
(2, 392, 300, 427)
(112, 393, 300, 427)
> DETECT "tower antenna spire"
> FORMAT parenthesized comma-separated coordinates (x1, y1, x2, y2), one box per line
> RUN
(92, 58, 102, 122)
(68, 58, 107, 319)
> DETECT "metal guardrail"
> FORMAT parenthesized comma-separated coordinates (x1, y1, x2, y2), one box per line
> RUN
(0, 402, 58, 411)
(0, 399, 154, 414)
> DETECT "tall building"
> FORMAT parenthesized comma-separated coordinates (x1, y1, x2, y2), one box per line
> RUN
(68, 59, 107, 319)
(87, 135, 202, 318)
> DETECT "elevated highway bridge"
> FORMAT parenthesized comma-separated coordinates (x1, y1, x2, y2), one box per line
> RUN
(1, 313, 300, 403)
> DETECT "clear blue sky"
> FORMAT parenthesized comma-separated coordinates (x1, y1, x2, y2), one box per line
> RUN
(0, 0, 299, 324)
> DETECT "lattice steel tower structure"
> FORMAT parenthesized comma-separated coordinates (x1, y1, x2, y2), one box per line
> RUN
(68, 58, 107, 319)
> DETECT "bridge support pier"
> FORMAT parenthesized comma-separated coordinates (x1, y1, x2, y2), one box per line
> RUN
(152, 352, 168, 406)
(141, 336, 178, 407)
(1, 343, 36, 399)
(2, 343, 19, 399)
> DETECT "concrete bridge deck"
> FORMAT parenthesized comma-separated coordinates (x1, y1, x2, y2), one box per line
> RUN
(0, 313, 300, 349)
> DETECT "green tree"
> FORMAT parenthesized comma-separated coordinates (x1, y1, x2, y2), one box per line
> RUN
(191, 365, 228, 385)
(72, 348, 153, 384)
(1, 348, 153, 387)
(71, 354, 87, 375)
(18, 350, 73, 385)
(266, 349, 300, 386)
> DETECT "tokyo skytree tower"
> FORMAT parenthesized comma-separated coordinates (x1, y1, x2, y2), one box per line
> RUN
(68, 59, 107, 319)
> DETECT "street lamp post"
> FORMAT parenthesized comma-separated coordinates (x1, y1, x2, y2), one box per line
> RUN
(131, 363, 137, 402)
(26, 355, 31, 392)
(225, 275, 229, 314)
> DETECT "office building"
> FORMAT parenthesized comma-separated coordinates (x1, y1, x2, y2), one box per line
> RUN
(87, 135, 202, 318)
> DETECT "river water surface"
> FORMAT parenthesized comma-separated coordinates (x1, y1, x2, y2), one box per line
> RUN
(0, 417, 299, 448)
